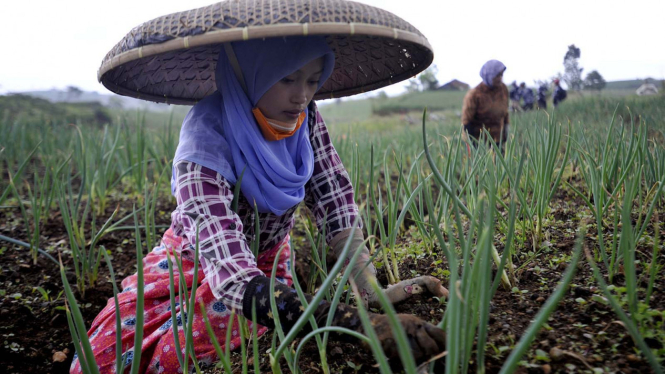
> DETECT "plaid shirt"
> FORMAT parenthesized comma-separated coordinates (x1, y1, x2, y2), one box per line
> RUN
(169, 102, 359, 311)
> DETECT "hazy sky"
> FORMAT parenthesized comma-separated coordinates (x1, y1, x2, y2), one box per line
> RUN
(1, 0, 663, 97)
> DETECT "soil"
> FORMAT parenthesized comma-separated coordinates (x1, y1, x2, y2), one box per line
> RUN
(1, 186, 663, 374)
(0, 197, 174, 374)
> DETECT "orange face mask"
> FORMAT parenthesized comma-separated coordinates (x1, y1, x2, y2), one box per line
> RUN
(252, 107, 306, 141)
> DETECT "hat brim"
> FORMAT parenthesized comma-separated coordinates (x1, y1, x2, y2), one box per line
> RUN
(98, 1, 433, 105)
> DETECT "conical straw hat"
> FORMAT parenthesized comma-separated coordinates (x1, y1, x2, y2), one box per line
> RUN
(98, 0, 433, 105)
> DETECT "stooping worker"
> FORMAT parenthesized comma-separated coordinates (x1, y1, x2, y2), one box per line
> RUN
(537, 85, 548, 110)
(75, 1, 448, 373)
(461, 60, 510, 151)
(520, 83, 535, 111)
(509, 81, 522, 112)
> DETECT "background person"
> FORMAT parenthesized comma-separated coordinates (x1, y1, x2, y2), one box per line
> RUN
(537, 84, 548, 109)
(509, 81, 522, 112)
(520, 82, 535, 111)
(462, 60, 510, 150)
(552, 78, 568, 107)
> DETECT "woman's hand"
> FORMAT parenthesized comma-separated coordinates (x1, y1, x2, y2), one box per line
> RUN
(244, 276, 445, 364)
(369, 313, 446, 362)
(328, 230, 448, 309)
(380, 276, 449, 307)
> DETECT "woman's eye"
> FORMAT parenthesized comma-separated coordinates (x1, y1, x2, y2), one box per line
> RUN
(308, 80, 320, 85)
(281, 78, 294, 84)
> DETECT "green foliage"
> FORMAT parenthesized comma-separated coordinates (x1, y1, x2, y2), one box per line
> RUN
(605, 78, 663, 90)
(563, 44, 584, 91)
(419, 65, 440, 91)
(584, 70, 607, 91)
(516, 95, 665, 135)
(401, 65, 440, 94)
(2, 86, 664, 372)
(318, 97, 373, 124)
(371, 90, 465, 116)
(0, 94, 112, 125)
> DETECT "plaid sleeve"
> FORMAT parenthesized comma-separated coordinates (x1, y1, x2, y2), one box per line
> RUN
(170, 161, 264, 311)
(304, 102, 362, 244)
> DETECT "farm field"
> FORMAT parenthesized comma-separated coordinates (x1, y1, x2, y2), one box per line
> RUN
(1, 90, 664, 374)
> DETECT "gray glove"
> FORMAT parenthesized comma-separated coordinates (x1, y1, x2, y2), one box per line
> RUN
(328, 229, 449, 309)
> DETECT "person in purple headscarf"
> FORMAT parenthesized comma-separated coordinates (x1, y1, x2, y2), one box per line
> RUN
(73, 37, 446, 374)
(461, 59, 510, 150)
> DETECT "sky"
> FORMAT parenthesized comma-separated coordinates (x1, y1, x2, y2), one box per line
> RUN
(1, 0, 663, 97)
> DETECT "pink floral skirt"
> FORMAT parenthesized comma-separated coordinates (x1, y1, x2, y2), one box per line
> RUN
(70, 228, 293, 374)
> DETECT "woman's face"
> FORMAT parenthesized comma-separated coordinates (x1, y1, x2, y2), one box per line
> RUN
(492, 72, 504, 87)
(256, 57, 325, 122)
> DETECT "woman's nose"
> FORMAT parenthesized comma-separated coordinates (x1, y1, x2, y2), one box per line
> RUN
(291, 85, 308, 105)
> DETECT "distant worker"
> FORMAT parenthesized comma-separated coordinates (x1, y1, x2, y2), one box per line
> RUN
(509, 81, 522, 112)
(552, 79, 567, 108)
(636, 81, 659, 96)
(537, 85, 548, 110)
(462, 59, 510, 150)
(520, 82, 535, 111)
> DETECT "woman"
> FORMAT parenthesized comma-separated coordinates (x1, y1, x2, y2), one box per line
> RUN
(73, 36, 447, 374)
(461, 60, 510, 149)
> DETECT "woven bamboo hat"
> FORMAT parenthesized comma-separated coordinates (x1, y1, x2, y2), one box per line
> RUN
(98, 0, 433, 105)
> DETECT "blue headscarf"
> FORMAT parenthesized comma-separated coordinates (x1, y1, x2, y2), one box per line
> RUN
(480, 60, 506, 87)
(172, 37, 335, 216)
